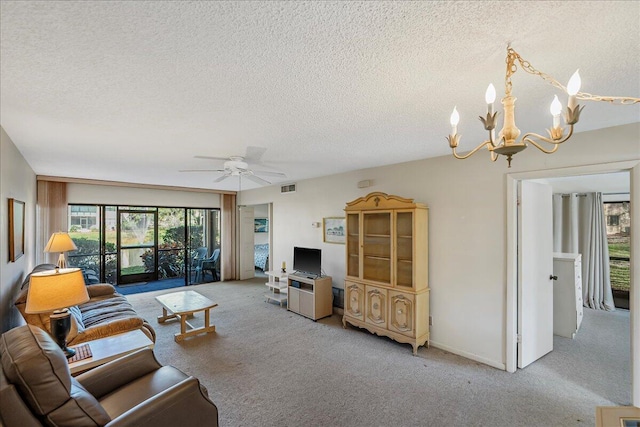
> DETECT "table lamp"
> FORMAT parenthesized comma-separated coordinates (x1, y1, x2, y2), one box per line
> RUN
(25, 268, 89, 358)
(44, 232, 78, 269)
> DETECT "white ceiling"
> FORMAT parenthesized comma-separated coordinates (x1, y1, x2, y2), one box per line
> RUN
(1, 1, 639, 191)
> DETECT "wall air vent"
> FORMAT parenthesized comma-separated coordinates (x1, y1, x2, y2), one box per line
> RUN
(281, 183, 296, 194)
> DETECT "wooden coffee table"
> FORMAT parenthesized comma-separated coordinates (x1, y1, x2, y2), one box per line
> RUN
(155, 290, 218, 342)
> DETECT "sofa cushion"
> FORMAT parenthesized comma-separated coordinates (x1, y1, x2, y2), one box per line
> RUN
(79, 295, 143, 329)
(0, 325, 110, 425)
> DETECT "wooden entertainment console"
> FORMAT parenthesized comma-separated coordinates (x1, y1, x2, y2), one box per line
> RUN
(287, 274, 333, 321)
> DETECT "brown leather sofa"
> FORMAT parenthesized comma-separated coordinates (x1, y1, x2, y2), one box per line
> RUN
(15, 264, 156, 345)
(0, 325, 218, 426)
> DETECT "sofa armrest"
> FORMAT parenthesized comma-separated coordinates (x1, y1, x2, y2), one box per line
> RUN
(105, 377, 218, 427)
(76, 349, 162, 398)
(86, 283, 116, 298)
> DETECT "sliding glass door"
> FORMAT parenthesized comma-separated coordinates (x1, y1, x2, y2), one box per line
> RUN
(118, 209, 157, 285)
(68, 204, 220, 288)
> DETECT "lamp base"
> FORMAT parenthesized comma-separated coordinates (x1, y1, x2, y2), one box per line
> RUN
(56, 253, 67, 269)
(50, 309, 75, 359)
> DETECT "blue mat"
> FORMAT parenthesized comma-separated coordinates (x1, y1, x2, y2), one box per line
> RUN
(114, 278, 187, 295)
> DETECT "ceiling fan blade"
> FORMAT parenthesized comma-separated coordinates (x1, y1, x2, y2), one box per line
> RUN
(194, 155, 229, 161)
(179, 169, 226, 173)
(245, 174, 271, 185)
(244, 146, 267, 163)
(253, 170, 287, 178)
(214, 174, 231, 183)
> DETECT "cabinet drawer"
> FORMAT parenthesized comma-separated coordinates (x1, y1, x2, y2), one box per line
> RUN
(388, 291, 415, 337)
(365, 286, 388, 328)
(344, 281, 365, 321)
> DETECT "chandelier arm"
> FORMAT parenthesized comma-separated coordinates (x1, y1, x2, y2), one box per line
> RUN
(575, 93, 640, 105)
(521, 126, 575, 154)
(451, 140, 494, 160)
(511, 49, 640, 105)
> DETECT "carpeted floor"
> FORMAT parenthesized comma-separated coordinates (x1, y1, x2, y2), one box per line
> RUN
(125, 278, 631, 427)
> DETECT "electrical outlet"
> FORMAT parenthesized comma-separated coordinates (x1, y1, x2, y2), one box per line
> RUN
(429, 316, 433, 326)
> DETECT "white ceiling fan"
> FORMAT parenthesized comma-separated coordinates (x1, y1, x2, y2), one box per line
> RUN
(180, 146, 287, 186)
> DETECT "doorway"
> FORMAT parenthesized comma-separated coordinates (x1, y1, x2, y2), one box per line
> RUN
(118, 209, 157, 285)
(505, 160, 639, 407)
(238, 203, 272, 280)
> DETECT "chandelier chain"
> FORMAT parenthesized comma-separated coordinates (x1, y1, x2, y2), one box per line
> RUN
(506, 47, 639, 105)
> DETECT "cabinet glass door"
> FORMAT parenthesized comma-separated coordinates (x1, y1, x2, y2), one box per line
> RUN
(346, 213, 360, 278)
(362, 211, 391, 284)
(395, 211, 413, 289)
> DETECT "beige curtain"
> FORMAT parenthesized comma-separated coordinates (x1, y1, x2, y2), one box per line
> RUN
(221, 193, 237, 281)
(553, 192, 615, 311)
(37, 180, 68, 265)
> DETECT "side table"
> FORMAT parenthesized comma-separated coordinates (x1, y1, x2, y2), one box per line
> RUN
(264, 270, 288, 307)
(68, 329, 154, 375)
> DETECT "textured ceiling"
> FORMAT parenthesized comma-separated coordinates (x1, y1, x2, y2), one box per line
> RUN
(1, 1, 639, 191)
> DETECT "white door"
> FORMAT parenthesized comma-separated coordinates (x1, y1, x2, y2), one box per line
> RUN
(239, 206, 255, 280)
(518, 180, 554, 368)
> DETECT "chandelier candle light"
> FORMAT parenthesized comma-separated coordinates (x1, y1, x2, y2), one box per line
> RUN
(446, 45, 638, 167)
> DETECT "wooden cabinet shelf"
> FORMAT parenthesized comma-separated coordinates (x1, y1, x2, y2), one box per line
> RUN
(343, 192, 429, 355)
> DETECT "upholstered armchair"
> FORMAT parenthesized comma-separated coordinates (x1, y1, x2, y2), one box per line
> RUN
(0, 325, 218, 426)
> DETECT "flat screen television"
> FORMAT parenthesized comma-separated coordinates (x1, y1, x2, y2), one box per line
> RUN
(293, 247, 322, 278)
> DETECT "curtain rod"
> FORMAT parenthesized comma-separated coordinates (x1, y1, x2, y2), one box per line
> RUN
(558, 191, 629, 197)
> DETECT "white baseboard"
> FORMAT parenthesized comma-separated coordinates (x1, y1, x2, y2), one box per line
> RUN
(429, 340, 506, 371)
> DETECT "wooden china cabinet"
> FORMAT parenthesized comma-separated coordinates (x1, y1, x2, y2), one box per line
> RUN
(343, 192, 429, 355)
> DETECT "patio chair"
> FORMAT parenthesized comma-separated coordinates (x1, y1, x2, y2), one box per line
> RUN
(191, 247, 208, 282)
(201, 248, 221, 282)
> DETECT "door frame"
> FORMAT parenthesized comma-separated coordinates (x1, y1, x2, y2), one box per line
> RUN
(117, 208, 158, 285)
(505, 160, 639, 406)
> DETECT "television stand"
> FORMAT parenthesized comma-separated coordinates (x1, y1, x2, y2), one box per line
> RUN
(287, 274, 332, 320)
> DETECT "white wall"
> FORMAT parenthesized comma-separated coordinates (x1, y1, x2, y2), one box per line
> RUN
(1, 127, 37, 333)
(67, 183, 221, 208)
(240, 122, 640, 369)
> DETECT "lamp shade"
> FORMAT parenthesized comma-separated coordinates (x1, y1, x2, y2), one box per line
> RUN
(44, 232, 77, 253)
(25, 268, 89, 314)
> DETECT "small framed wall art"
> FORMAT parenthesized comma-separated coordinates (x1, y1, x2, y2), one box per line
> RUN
(323, 217, 345, 244)
(254, 218, 269, 233)
(8, 198, 25, 262)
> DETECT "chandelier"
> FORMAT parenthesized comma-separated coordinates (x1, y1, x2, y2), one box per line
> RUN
(446, 46, 639, 167)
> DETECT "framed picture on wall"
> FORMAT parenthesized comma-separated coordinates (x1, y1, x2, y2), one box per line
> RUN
(254, 218, 268, 233)
(8, 198, 25, 262)
(323, 217, 345, 244)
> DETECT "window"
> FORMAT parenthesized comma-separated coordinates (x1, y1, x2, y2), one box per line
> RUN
(67, 204, 220, 287)
(604, 201, 630, 307)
